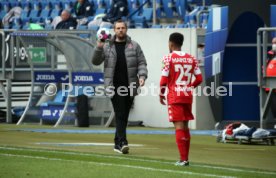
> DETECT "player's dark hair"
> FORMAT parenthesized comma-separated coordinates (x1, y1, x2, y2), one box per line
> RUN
(169, 33, 184, 47)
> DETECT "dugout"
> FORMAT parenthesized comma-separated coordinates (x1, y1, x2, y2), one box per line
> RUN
(0, 30, 113, 127)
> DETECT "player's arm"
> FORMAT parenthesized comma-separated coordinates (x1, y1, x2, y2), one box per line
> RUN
(190, 60, 202, 88)
(159, 55, 170, 105)
(160, 76, 168, 105)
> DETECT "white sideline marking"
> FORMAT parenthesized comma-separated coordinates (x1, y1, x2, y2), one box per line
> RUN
(35, 142, 144, 147)
(1, 146, 276, 176)
(204, 148, 266, 151)
(0, 153, 235, 178)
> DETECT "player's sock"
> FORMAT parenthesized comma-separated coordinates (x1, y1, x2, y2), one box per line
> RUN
(183, 129, 191, 161)
(175, 129, 186, 161)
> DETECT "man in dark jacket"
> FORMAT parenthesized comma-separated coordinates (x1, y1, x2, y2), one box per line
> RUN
(92, 20, 148, 154)
(74, 0, 94, 18)
(56, 10, 77, 29)
(102, 0, 128, 23)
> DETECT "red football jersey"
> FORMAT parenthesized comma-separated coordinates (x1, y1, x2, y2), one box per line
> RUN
(160, 51, 202, 104)
(267, 58, 276, 77)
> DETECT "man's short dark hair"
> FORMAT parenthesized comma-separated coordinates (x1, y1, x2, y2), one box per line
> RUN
(114, 19, 128, 29)
(169, 32, 184, 47)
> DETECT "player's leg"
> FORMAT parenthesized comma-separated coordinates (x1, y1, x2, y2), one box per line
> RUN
(171, 104, 193, 166)
(181, 104, 193, 164)
(111, 93, 128, 153)
(111, 94, 131, 154)
(174, 121, 190, 166)
(119, 95, 134, 154)
(111, 93, 122, 153)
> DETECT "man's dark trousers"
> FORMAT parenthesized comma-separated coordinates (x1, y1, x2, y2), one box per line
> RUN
(111, 92, 134, 146)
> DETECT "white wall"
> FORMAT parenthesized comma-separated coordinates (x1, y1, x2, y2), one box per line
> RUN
(126, 28, 198, 128)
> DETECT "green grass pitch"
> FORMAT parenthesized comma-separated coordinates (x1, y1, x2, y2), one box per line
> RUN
(0, 124, 276, 178)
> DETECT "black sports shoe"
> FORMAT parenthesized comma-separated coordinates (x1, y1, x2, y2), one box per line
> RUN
(175, 160, 189, 166)
(113, 144, 129, 154)
(114, 145, 122, 154)
(120, 144, 129, 154)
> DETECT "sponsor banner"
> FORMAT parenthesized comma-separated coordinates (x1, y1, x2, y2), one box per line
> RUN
(40, 106, 76, 120)
(34, 71, 68, 83)
(72, 72, 104, 84)
(34, 71, 104, 84)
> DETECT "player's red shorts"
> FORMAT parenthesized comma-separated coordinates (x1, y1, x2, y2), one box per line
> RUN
(168, 104, 194, 122)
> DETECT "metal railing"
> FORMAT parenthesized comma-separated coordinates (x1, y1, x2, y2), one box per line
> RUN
(0, 29, 113, 127)
(257, 27, 276, 128)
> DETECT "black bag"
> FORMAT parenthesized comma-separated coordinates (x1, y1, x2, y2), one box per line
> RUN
(76, 95, 89, 127)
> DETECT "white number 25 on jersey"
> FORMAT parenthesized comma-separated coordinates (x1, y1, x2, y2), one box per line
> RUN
(174, 64, 192, 85)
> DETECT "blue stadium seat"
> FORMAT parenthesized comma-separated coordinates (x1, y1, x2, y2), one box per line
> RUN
(44, 23, 53, 30)
(175, 23, 187, 28)
(135, 0, 152, 8)
(40, 90, 67, 107)
(127, 7, 141, 20)
(87, 16, 94, 22)
(40, 7, 52, 20)
(131, 8, 152, 28)
(40, 90, 76, 122)
(0, 7, 9, 21)
(7, 0, 18, 3)
(50, 2, 62, 19)
(128, 0, 139, 11)
(40, 1, 52, 10)
(49, 0, 59, 4)
(200, 13, 209, 28)
(31, 17, 42, 24)
(155, 0, 165, 18)
(175, 0, 186, 18)
(164, 24, 175, 28)
(189, 14, 196, 24)
(50, 9, 62, 19)
(21, 9, 30, 19)
(91, 0, 98, 9)
(20, 0, 30, 3)
(1, 1, 11, 16)
(141, 8, 153, 21)
(77, 25, 90, 39)
(22, 24, 29, 30)
(62, 1, 73, 12)
(11, 18, 22, 30)
(151, 24, 162, 28)
(28, 2, 41, 22)
(162, 0, 178, 18)
(21, 18, 31, 28)
(95, 8, 106, 15)
(9, 1, 22, 8)
(186, 14, 197, 28)
(95, 0, 106, 8)
(20, 2, 31, 21)
(104, 0, 112, 9)
(77, 24, 88, 30)
(88, 24, 99, 31)
(184, 14, 189, 23)
(101, 23, 112, 29)
(141, 0, 152, 8)
(21, 1, 32, 11)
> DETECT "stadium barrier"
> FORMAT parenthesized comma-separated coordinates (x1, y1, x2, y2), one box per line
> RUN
(257, 27, 276, 128)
